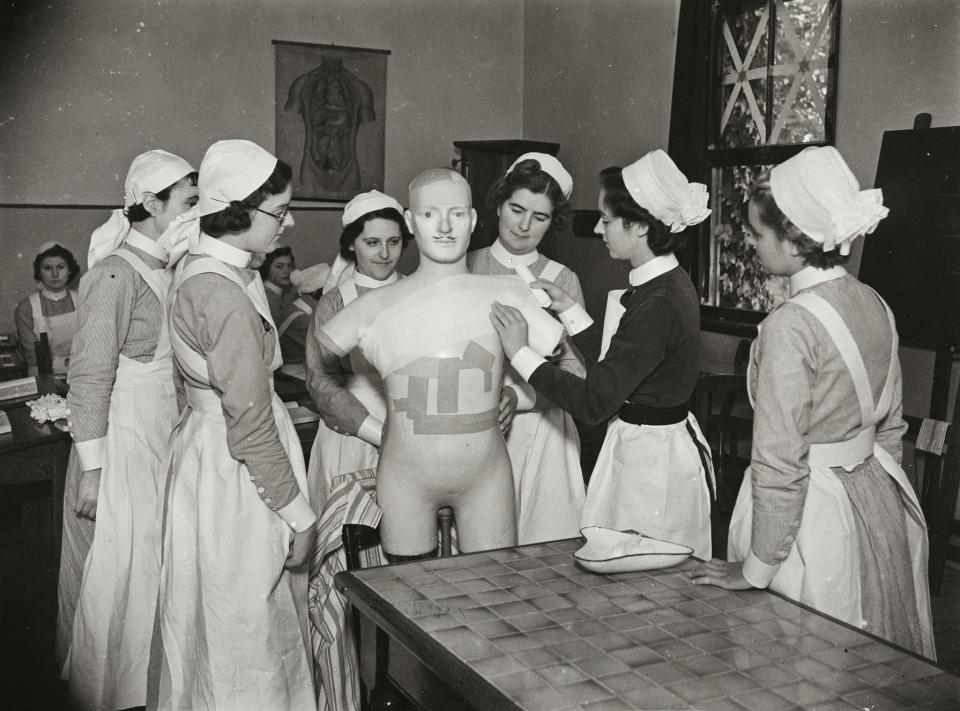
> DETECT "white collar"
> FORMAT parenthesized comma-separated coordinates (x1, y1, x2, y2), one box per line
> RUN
(628, 253, 679, 287)
(194, 234, 251, 268)
(353, 270, 399, 290)
(264, 280, 284, 295)
(125, 228, 168, 262)
(789, 265, 847, 296)
(490, 239, 540, 269)
(40, 287, 69, 301)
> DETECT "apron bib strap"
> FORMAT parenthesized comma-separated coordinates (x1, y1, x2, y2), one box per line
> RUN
(790, 292, 875, 428)
(538, 259, 564, 284)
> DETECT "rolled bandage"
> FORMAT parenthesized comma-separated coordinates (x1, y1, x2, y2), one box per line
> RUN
(514, 263, 551, 308)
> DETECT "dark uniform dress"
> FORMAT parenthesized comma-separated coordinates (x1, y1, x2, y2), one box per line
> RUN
(511, 254, 714, 559)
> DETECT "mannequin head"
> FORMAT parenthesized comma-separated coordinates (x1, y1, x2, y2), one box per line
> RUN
(404, 169, 477, 265)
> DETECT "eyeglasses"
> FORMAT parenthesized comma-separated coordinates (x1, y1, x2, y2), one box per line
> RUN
(254, 205, 289, 224)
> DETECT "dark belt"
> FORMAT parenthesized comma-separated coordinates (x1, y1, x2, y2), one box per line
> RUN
(617, 402, 689, 426)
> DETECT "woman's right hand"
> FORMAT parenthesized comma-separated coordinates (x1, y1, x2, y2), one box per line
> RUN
(286, 521, 318, 570)
(75, 468, 101, 520)
(529, 279, 576, 314)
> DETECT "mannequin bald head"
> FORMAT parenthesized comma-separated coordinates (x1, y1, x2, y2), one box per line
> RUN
(405, 168, 477, 264)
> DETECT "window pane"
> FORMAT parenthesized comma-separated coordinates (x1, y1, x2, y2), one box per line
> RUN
(718, 3, 769, 147)
(709, 164, 788, 311)
(769, 0, 834, 144)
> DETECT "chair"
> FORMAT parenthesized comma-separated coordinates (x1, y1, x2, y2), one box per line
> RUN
(691, 339, 753, 557)
(914, 391, 960, 596)
(342, 507, 455, 711)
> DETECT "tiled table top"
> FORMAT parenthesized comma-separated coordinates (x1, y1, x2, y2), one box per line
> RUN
(337, 538, 960, 711)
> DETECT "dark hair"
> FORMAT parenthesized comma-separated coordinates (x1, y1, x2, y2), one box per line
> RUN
(485, 158, 570, 235)
(34, 244, 81, 283)
(598, 167, 680, 255)
(747, 176, 848, 269)
(258, 246, 294, 282)
(125, 171, 199, 223)
(339, 207, 412, 261)
(200, 160, 293, 238)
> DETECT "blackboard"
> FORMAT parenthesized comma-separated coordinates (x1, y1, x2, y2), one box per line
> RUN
(858, 125, 960, 349)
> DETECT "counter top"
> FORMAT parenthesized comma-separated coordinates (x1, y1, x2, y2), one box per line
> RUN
(338, 538, 959, 710)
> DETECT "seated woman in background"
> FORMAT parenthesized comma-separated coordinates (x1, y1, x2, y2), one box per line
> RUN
(467, 153, 588, 544)
(14, 242, 81, 377)
(691, 146, 935, 658)
(305, 189, 410, 511)
(260, 245, 296, 326)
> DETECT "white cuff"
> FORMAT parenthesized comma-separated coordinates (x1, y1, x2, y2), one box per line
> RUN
(511, 346, 548, 381)
(558, 303, 593, 336)
(75, 437, 106, 472)
(741, 549, 780, 588)
(276, 493, 317, 533)
(357, 416, 383, 447)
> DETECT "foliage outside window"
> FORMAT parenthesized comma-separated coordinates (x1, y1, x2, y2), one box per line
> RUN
(705, 0, 839, 313)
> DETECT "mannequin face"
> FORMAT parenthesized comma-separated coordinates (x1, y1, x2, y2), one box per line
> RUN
(244, 185, 295, 254)
(746, 200, 801, 276)
(266, 254, 294, 288)
(352, 217, 403, 281)
(38, 256, 70, 292)
(496, 188, 553, 255)
(405, 179, 476, 264)
(147, 176, 199, 234)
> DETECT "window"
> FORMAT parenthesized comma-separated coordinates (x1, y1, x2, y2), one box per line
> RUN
(670, 0, 840, 330)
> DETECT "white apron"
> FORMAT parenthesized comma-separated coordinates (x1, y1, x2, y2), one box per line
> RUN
(28, 289, 78, 376)
(727, 292, 934, 656)
(580, 289, 714, 560)
(505, 260, 585, 544)
(279, 296, 314, 380)
(306, 279, 385, 513)
(154, 256, 315, 711)
(65, 250, 177, 710)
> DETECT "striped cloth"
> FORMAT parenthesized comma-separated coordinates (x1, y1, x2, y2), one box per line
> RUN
(308, 469, 382, 711)
(306, 469, 460, 710)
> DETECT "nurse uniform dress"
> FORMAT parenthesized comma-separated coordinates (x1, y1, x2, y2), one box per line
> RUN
(727, 267, 935, 657)
(467, 242, 587, 543)
(63, 230, 179, 710)
(305, 270, 398, 512)
(278, 293, 317, 380)
(511, 253, 714, 560)
(265, 278, 293, 328)
(14, 287, 79, 376)
(151, 235, 316, 710)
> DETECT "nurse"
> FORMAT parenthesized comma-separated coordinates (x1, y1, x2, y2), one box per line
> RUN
(690, 146, 935, 658)
(62, 149, 197, 709)
(490, 150, 714, 560)
(261, 245, 296, 326)
(305, 189, 410, 511)
(467, 154, 588, 544)
(14, 242, 81, 377)
(152, 139, 316, 710)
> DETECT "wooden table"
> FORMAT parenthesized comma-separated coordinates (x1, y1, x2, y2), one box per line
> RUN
(0, 382, 72, 646)
(337, 538, 960, 710)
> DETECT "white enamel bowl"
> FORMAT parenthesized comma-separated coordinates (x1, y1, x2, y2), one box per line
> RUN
(574, 526, 693, 573)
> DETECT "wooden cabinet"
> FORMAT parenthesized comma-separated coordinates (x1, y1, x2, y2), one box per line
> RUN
(453, 140, 559, 253)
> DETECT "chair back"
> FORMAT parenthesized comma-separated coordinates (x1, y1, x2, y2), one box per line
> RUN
(915, 389, 960, 596)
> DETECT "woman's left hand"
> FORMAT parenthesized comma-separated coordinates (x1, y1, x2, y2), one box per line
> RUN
(489, 302, 529, 359)
(689, 559, 754, 590)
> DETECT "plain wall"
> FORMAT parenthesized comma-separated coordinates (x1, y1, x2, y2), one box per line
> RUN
(522, 0, 682, 359)
(0, 0, 524, 332)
